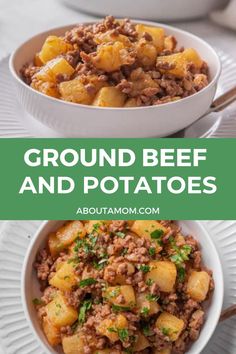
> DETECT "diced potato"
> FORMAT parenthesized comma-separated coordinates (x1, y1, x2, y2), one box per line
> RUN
(130, 70, 159, 94)
(42, 316, 61, 346)
(46, 292, 78, 328)
(136, 40, 158, 67)
(133, 332, 150, 351)
(62, 334, 85, 354)
(145, 261, 177, 293)
(156, 48, 203, 78)
(164, 36, 177, 51)
(187, 271, 210, 302)
(49, 261, 79, 291)
(136, 292, 160, 316)
(103, 285, 136, 308)
(34, 53, 43, 67)
(97, 314, 128, 342)
(85, 220, 107, 234)
(136, 25, 165, 52)
(47, 57, 75, 78)
(48, 232, 65, 258)
(39, 35, 73, 64)
(92, 87, 126, 108)
(31, 80, 59, 98)
(94, 30, 131, 47)
(56, 221, 86, 247)
(131, 220, 166, 252)
(124, 98, 138, 107)
(156, 312, 184, 341)
(153, 348, 171, 354)
(93, 42, 133, 72)
(59, 78, 94, 105)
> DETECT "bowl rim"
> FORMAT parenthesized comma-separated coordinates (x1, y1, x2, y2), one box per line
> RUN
(9, 19, 222, 112)
(21, 220, 224, 354)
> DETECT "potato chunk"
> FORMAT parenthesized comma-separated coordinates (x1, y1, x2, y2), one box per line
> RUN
(93, 42, 134, 72)
(59, 79, 93, 105)
(94, 30, 131, 47)
(136, 292, 160, 316)
(92, 87, 126, 108)
(48, 232, 65, 258)
(62, 334, 85, 354)
(187, 271, 210, 302)
(136, 40, 158, 67)
(42, 316, 61, 346)
(31, 81, 59, 98)
(39, 35, 73, 64)
(56, 221, 85, 247)
(145, 261, 177, 293)
(133, 332, 150, 351)
(85, 220, 108, 234)
(46, 292, 78, 328)
(34, 58, 74, 83)
(156, 312, 184, 341)
(131, 220, 166, 252)
(49, 261, 79, 291)
(156, 48, 203, 78)
(136, 25, 165, 52)
(103, 285, 136, 308)
(97, 314, 128, 342)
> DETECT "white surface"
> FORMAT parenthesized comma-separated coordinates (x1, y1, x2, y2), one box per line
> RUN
(211, 0, 236, 30)
(22, 221, 223, 354)
(0, 220, 235, 354)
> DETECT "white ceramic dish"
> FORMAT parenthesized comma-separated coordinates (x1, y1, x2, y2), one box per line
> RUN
(61, 0, 228, 21)
(9, 20, 221, 138)
(21, 220, 224, 354)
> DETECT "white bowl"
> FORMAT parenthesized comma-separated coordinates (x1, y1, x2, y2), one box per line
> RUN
(9, 20, 221, 138)
(61, 0, 228, 22)
(22, 220, 224, 354)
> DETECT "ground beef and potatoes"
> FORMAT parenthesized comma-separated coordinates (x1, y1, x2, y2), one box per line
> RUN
(34, 220, 214, 354)
(22, 17, 209, 107)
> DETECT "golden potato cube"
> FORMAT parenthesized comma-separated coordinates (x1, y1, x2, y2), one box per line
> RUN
(97, 314, 128, 342)
(145, 261, 177, 293)
(47, 57, 75, 78)
(48, 232, 65, 258)
(133, 332, 150, 351)
(187, 271, 210, 302)
(92, 87, 126, 108)
(49, 262, 78, 291)
(136, 40, 158, 67)
(136, 292, 160, 316)
(56, 221, 86, 247)
(42, 316, 61, 346)
(39, 35, 73, 64)
(131, 220, 166, 252)
(136, 24, 165, 52)
(59, 79, 93, 105)
(46, 292, 78, 328)
(62, 334, 85, 354)
(124, 98, 138, 107)
(156, 312, 184, 341)
(94, 30, 131, 47)
(156, 48, 203, 78)
(93, 42, 132, 72)
(103, 285, 136, 308)
(31, 79, 59, 98)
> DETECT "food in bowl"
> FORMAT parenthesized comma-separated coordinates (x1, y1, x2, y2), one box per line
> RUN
(33, 220, 214, 354)
(21, 16, 209, 108)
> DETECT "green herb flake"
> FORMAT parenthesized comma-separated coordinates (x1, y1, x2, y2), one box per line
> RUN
(116, 232, 126, 239)
(161, 327, 171, 336)
(150, 229, 164, 240)
(79, 278, 97, 287)
(140, 307, 150, 316)
(149, 247, 156, 256)
(112, 304, 131, 312)
(78, 300, 92, 324)
(146, 278, 154, 286)
(146, 294, 159, 302)
(138, 264, 150, 273)
(121, 248, 128, 256)
(117, 328, 129, 342)
(178, 267, 186, 282)
(32, 298, 45, 306)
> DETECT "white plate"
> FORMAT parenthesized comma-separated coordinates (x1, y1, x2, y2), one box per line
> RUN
(0, 220, 236, 354)
(60, 0, 228, 22)
(1, 51, 236, 138)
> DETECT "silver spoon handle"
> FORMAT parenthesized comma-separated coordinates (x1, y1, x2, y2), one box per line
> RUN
(209, 86, 236, 114)
(220, 304, 236, 322)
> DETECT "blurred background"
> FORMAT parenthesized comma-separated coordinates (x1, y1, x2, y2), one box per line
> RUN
(0, 0, 236, 60)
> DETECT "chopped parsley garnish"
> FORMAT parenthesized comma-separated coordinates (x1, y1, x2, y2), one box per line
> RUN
(170, 243, 192, 266)
(112, 304, 131, 312)
(32, 298, 45, 306)
(150, 229, 164, 239)
(93, 257, 108, 270)
(108, 287, 121, 298)
(146, 278, 154, 286)
(178, 267, 186, 282)
(116, 231, 126, 238)
(141, 323, 153, 337)
(121, 248, 128, 256)
(149, 247, 156, 256)
(140, 306, 150, 316)
(108, 327, 129, 342)
(161, 327, 171, 336)
(78, 299, 92, 324)
(146, 294, 159, 302)
(79, 278, 97, 287)
(138, 264, 150, 273)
